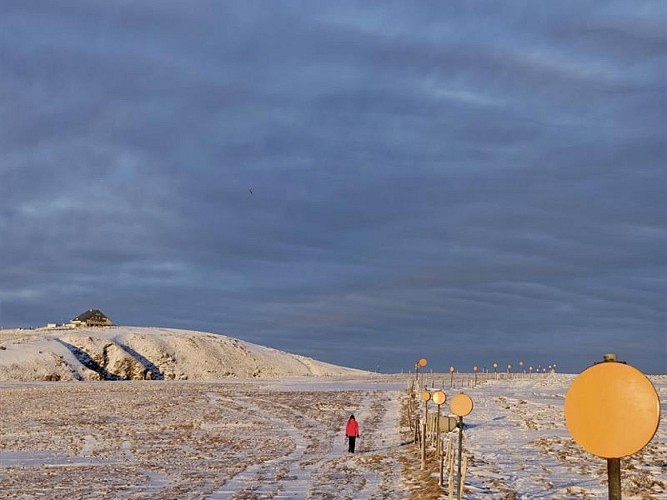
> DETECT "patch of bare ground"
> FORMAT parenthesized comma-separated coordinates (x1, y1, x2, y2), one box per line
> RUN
(399, 451, 446, 500)
(398, 393, 448, 499)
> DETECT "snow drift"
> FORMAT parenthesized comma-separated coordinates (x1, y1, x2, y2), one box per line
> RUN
(0, 326, 366, 381)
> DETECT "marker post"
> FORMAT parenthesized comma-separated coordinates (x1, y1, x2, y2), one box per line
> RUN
(420, 389, 431, 471)
(450, 393, 473, 500)
(565, 353, 660, 500)
(418, 358, 427, 390)
(432, 390, 446, 457)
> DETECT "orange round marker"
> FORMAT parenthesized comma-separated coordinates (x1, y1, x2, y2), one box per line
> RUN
(419, 358, 427, 367)
(565, 361, 660, 458)
(420, 390, 431, 402)
(450, 393, 473, 417)
(432, 390, 446, 406)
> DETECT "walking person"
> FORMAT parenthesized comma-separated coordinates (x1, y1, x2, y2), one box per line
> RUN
(345, 414, 360, 453)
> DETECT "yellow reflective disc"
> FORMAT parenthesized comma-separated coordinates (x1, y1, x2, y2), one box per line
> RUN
(565, 362, 660, 459)
(450, 393, 473, 417)
(420, 390, 431, 401)
(419, 358, 427, 367)
(432, 390, 446, 405)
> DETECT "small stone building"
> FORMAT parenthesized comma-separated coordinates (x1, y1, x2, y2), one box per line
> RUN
(70, 309, 113, 327)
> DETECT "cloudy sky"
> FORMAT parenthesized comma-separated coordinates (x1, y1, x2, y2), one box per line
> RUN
(1, 1, 665, 373)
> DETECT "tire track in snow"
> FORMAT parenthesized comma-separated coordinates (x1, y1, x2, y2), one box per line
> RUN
(208, 389, 407, 499)
(208, 396, 313, 499)
(309, 390, 408, 500)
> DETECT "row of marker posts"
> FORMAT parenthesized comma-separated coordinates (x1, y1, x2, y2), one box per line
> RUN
(412, 354, 660, 499)
(412, 358, 474, 500)
(417, 364, 558, 392)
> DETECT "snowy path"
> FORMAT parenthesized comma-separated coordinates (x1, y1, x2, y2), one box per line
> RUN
(209, 389, 408, 499)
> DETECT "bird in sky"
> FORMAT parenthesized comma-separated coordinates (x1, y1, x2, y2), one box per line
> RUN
(249, 188, 253, 196)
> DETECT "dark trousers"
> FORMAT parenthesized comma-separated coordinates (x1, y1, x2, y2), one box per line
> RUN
(348, 436, 356, 453)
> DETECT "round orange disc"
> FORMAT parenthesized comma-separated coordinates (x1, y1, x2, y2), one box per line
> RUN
(432, 390, 446, 405)
(565, 362, 660, 458)
(420, 390, 431, 402)
(450, 393, 473, 416)
(419, 358, 427, 367)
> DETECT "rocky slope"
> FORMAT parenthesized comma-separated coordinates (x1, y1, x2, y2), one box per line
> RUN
(0, 326, 366, 381)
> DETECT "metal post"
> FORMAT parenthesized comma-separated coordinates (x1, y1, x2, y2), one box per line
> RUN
(422, 393, 428, 470)
(414, 416, 419, 444)
(607, 458, 621, 499)
(457, 416, 464, 500)
(436, 404, 441, 456)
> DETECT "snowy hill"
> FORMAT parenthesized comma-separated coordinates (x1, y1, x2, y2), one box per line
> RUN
(0, 326, 367, 381)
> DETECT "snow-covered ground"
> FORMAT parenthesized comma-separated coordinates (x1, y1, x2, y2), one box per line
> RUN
(0, 373, 664, 498)
(458, 374, 666, 498)
(0, 327, 367, 381)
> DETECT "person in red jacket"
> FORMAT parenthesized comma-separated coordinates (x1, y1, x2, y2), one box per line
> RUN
(345, 414, 360, 453)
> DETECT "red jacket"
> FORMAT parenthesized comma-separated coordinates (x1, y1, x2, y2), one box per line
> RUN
(345, 418, 359, 437)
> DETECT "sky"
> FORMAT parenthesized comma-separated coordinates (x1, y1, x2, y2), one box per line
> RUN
(1, 1, 665, 374)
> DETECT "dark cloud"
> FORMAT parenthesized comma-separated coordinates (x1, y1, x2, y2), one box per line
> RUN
(1, 1, 665, 373)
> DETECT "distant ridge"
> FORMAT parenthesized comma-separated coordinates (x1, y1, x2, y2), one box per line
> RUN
(0, 326, 367, 381)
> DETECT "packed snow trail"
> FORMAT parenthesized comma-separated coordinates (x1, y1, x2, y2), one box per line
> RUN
(209, 389, 408, 499)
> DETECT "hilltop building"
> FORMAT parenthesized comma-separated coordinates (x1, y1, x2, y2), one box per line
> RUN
(69, 309, 113, 327)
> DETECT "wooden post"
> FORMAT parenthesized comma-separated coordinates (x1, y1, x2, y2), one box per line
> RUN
(421, 422, 427, 470)
(440, 438, 451, 487)
(607, 458, 621, 500)
(422, 400, 428, 448)
(439, 446, 445, 486)
(459, 456, 468, 499)
(448, 447, 455, 500)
